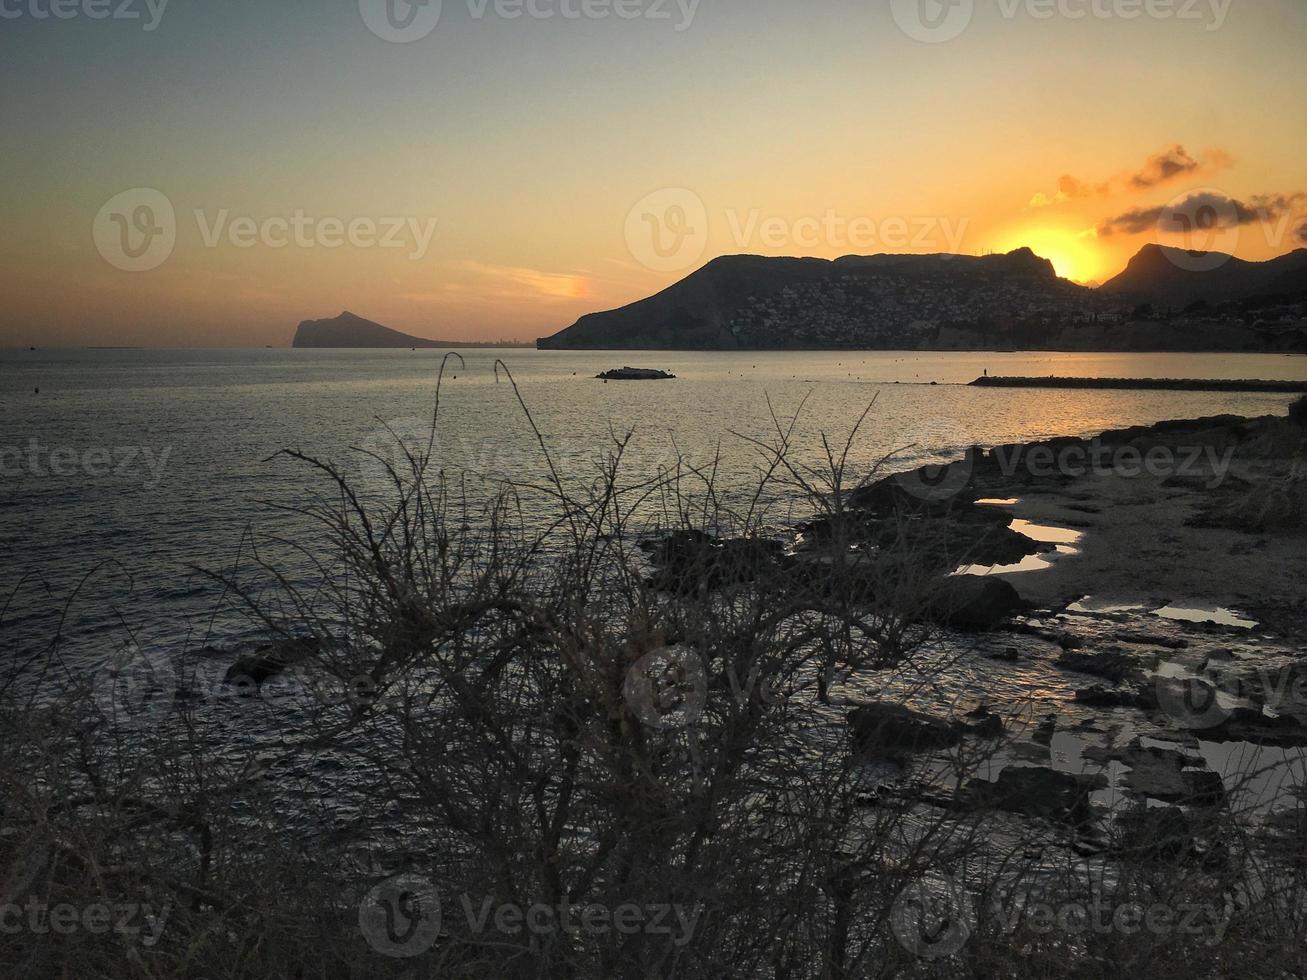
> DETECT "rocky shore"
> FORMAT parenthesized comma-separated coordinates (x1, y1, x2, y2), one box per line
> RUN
(637, 397, 1307, 837)
(201, 400, 1307, 864)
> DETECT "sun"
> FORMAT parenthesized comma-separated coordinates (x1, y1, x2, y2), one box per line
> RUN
(996, 228, 1103, 284)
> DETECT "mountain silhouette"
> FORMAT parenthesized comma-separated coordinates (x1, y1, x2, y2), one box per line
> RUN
(537, 249, 1074, 350)
(1100, 245, 1307, 309)
(292, 312, 460, 348)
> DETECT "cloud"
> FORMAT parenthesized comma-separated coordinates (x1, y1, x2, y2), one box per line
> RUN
(1128, 145, 1202, 190)
(1029, 176, 1107, 209)
(1096, 191, 1306, 238)
(1030, 145, 1233, 208)
(407, 262, 595, 305)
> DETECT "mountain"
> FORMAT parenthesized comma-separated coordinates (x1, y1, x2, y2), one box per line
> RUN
(1100, 245, 1307, 309)
(537, 249, 1090, 350)
(290, 311, 519, 349)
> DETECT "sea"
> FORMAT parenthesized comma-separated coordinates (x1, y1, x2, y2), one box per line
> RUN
(3, 347, 1306, 665)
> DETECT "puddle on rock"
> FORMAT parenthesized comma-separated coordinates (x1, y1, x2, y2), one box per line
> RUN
(1154, 604, 1258, 630)
(958, 547, 1078, 576)
(1066, 596, 1150, 616)
(956, 520, 1084, 576)
(1011, 520, 1085, 547)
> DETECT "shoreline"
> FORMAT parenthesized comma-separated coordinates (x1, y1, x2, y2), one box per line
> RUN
(871, 408, 1307, 634)
(971, 375, 1307, 392)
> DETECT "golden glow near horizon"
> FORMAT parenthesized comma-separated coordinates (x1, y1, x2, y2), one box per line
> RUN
(993, 228, 1106, 285)
(1, 2, 1304, 346)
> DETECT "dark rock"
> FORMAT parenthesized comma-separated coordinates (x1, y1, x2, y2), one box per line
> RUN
(965, 766, 1106, 824)
(1091, 744, 1225, 807)
(223, 637, 321, 688)
(1033, 715, 1057, 746)
(1117, 631, 1188, 650)
(1075, 685, 1152, 709)
(928, 575, 1025, 631)
(1056, 648, 1140, 685)
(965, 705, 1006, 739)
(1204, 706, 1307, 747)
(640, 531, 786, 593)
(1289, 395, 1307, 427)
(810, 467, 1045, 574)
(1116, 807, 1193, 861)
(1183, 770, 1227, 808)
(848, 703, 961, 762)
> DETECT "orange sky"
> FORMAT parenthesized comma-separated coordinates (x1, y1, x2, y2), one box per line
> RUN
(2, 1, 1304, 346)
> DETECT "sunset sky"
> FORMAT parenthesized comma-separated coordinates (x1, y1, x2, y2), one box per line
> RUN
(2, 0, 1304, 347)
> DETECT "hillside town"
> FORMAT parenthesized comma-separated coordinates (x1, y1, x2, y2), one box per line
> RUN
(724, 271, 1307, 351)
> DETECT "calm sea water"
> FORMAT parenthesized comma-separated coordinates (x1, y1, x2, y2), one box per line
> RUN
(3, 348, 1305, 661)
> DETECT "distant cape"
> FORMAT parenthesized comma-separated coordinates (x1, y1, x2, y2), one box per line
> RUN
(1099, 244, 1307, 309)
(292, 311, 460, 349)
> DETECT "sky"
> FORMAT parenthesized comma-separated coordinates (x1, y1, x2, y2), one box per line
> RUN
(1, 0, 1305, 347)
